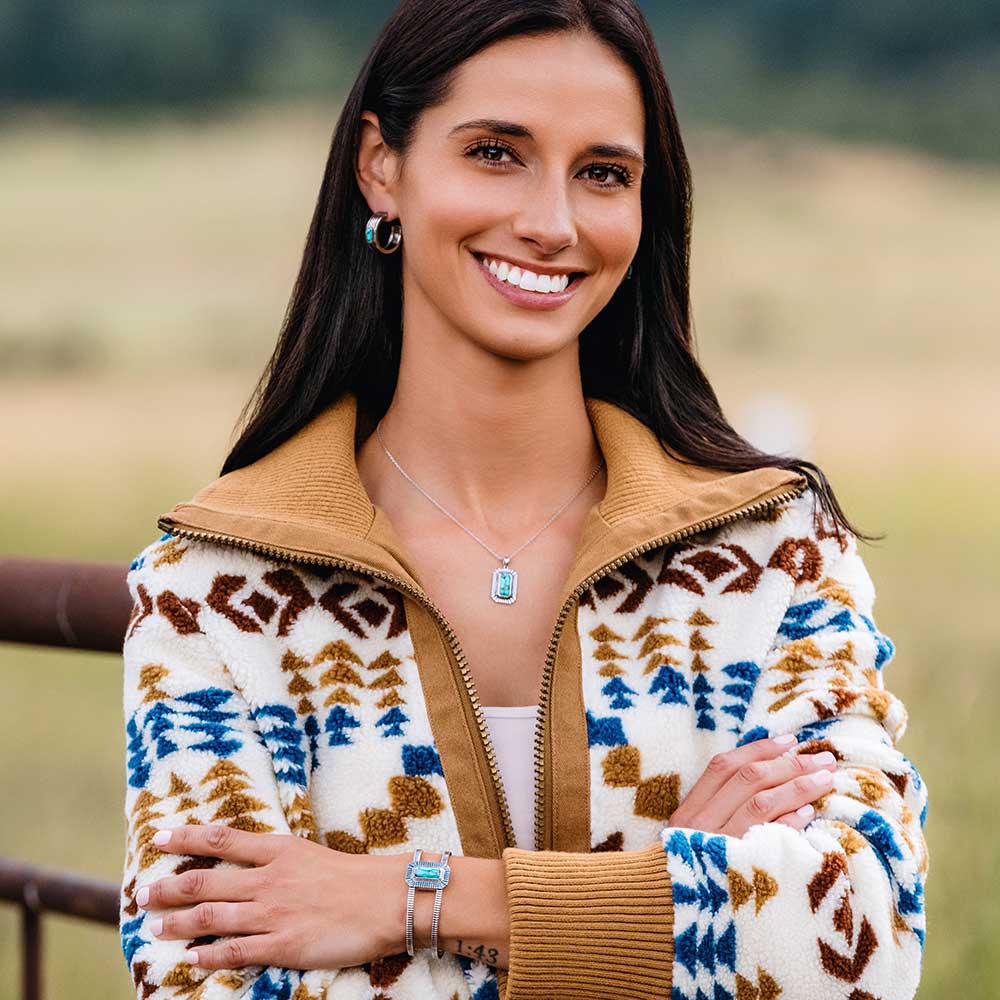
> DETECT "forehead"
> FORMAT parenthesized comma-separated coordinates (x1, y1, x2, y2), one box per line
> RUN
(425, 30, 645, 147)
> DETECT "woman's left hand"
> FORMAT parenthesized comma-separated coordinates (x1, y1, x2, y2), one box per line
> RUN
(135, 824, 406, 971)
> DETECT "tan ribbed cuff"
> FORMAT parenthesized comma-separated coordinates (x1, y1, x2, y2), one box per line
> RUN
(501, 842, 673, 1000)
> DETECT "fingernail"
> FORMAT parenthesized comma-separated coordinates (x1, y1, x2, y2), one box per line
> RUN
(150, 917, 163, 936)
(185, 949, 199, 965)
(136, 886, 149, 907)
(810, 770, 834, 786)
(153, 830, 171, 846)
(773, 734, 796, 745)
(796, 804, 814, 817)
(814, 751, 836, 766)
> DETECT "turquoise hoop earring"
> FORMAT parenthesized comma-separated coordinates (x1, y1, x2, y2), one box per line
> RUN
(365, 211, 402, 254)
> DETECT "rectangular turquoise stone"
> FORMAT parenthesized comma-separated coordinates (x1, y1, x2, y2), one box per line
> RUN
(496, 571, 513, 598)
(414, 865, 441, 879)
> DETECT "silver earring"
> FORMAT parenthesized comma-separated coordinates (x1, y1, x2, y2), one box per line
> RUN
(626, 263, 634, 281)
(365, 211, 402, 254)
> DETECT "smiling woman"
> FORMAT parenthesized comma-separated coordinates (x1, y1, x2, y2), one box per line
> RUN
(119, 1, 928, 999)
(350, 27, 647, 363)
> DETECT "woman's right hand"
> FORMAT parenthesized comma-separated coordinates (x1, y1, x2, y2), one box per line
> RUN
(666, 735, 837, 837)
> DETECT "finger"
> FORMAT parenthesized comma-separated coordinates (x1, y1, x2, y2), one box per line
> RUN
(725, 766, 835, 836)
(138, 863, 262, 912)
(186, 932, 278, 971)
(700, 749, 837, 832)
(153, 824, 287, 866)
(674, 735, 798, 823)
(154, 900, 270, 942)
(773, 803, 816, 831)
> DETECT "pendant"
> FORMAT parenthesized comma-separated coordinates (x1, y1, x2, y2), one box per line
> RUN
(491, 560, 518, 604)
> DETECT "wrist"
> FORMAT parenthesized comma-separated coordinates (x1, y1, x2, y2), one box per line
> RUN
(384, 852, 416, 958)
(436, 855, 509, 969)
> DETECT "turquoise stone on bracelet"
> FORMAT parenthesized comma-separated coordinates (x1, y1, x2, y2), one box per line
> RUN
(415, 864, 441, 879)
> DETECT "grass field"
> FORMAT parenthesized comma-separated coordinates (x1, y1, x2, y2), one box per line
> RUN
(1, 103, 996, 998)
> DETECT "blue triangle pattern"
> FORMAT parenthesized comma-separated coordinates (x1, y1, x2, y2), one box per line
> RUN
(120, 913, 146, 964)
(325, 704, 361, 746)
(692, 672, 717, 730)
(376, 705, 409, 737)
(126, 687, 245, 790)
(586, 709, 627, 747)
(602, 675, 638, 709)
(248, 970, 298, 999)
(648, 664, 691, 705)
(663, 829, 736, 1000)
(252, 703, 308, 787)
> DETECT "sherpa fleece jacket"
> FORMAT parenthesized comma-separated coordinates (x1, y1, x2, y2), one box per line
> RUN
(119, 391, 929, 1000)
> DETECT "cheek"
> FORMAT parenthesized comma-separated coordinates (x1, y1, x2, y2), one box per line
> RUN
(582, 199, 641, 264)
(407, 167, 502, 250)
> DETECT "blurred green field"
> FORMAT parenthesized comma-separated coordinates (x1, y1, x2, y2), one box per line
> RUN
(1, 104, 996, 997)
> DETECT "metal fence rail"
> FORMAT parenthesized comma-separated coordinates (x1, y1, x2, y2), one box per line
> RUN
(0, 556, 132, 1000)
(0, 556, 133, 652)
(0, 860, 121, 1000)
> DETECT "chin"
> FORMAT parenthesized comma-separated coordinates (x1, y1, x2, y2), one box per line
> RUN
(469, 325, 579, 363)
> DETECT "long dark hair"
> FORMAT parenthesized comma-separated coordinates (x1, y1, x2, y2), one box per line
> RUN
(220, 0, 881, 544)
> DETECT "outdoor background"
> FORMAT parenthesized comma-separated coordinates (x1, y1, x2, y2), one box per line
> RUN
(1, 2, 997, 996)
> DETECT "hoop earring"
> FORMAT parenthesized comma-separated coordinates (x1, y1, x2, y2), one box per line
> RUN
(365, 211, 402, 254)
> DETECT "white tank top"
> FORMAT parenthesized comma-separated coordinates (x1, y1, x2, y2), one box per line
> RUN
(481, 705, 538, 851)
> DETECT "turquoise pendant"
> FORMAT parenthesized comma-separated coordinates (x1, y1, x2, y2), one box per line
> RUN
(491, 562, 517, 604)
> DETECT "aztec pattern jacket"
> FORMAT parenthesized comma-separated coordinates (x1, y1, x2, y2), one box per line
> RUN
(119, 392, 930, 1000)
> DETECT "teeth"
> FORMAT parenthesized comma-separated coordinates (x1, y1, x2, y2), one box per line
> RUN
(478, 255, 573, 294)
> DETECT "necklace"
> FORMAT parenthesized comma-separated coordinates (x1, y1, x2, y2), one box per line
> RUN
(374, 419, 605, 605)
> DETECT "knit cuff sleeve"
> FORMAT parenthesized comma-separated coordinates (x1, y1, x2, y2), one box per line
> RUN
(500, 841, 674, 1000)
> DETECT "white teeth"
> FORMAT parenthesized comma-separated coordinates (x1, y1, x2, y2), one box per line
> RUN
(479, 255, 573, 294)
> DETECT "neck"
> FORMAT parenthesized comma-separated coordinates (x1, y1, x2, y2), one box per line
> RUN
(356, 343, 605, 542)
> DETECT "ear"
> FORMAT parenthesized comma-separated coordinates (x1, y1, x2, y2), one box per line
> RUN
(355, 110, 401, 219)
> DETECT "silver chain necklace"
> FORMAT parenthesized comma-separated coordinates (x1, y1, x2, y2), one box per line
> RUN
(375, 419, 605, 605)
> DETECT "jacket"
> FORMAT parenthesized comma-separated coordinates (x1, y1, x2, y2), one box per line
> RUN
(119, 391, 929, 1000)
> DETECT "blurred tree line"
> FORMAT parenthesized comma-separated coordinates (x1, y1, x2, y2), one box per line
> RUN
(1, 0, 997, 161)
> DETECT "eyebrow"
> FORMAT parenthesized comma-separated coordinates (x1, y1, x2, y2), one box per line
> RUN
(448, 118, 645, 168)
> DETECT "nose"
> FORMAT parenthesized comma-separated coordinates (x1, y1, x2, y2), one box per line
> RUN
(509, 171, 578, 256)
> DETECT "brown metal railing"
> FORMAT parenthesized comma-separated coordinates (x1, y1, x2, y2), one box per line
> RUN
(0, 860, 122, 1000)
(0, 557, 132, 1000)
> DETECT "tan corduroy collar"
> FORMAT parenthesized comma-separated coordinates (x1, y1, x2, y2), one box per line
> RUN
(157, 392, 808, 604)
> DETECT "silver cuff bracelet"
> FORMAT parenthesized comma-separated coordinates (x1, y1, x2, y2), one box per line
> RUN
(404, 847, 452, 958)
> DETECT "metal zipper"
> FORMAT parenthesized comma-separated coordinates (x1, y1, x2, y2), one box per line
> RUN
(157, 475, 807, 859)
(156, 516, 521, 851)
(529, 478, 809, 851)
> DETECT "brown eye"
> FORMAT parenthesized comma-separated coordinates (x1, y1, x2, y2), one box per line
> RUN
(583, 162, 634, 188)
(465, 139, 518, 167)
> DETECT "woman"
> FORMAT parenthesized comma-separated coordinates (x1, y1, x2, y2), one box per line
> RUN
(119, 2, 929, 998)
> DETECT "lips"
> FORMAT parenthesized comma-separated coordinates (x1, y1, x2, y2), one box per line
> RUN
(471, 252, 586, 286)
(469, 249, 586, 311)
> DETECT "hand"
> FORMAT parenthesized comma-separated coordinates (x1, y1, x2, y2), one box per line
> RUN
(135, 824, 408, 971)
(666, 735, 837, 837)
